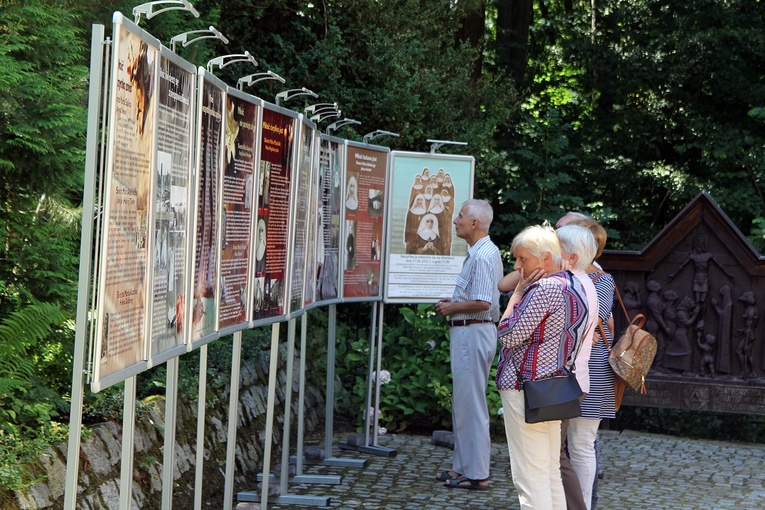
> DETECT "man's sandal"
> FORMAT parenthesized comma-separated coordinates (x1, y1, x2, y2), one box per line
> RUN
(444, 476, 490, 491)
(435, 470, 460, 482)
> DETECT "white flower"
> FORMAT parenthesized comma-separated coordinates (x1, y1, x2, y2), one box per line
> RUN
(372, 370, 392, 384)
(378, 427, 387, 435)
(426, 340, 436, 350)
(497, 407, 505, 416)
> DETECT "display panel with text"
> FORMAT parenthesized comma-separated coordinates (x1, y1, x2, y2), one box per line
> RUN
(190, 70, 225, 345)
(217, 89, 260, 332)
(251, 107, 297, 323)
(148, 48, 196, 363)
(384, 151, 474, 303)
(341, 143, 389, 301)
(93, 15, 159, 389)
(287, 121, 314, 315)
(314, 135, 343, 305)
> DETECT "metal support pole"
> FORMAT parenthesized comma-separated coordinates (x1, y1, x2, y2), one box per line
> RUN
(64, 23, 105, 510)
(161, 357, 179, 510)
(372, 302, 385, 445)
(338, 302, 396, 457)
(324, 306, 336, 456)
(297, 315, 308, 475)
(363, 304, 378, 447)
(290, 305, 365, 469)
(119, 376, 137, 510)
(223, 332, 243, 510)
(193, 345, 208, 510)
(240, 320, 333, 505)
(260, 323, 281, 509)
(285, 314, 346, 480)
(279, 319, 297, 496)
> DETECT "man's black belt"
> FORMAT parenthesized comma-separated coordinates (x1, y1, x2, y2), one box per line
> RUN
(448, 319, 493, 327)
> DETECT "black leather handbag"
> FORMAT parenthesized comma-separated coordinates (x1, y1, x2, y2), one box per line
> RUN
(522, 370, 582, 424)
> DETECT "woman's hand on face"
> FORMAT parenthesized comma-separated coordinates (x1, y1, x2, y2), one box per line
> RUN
(514, 268, 545, 296)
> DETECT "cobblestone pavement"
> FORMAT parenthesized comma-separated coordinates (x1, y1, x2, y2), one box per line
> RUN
(238, 430, 765, 509)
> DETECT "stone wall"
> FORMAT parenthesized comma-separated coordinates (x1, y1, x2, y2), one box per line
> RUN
(1, 342, 325, 509)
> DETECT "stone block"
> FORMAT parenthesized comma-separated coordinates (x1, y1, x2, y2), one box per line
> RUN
(305, 446, 325, 461)
(431, 430, 455, 449)
(273, 462, 296, 478)
(345, 433, 366, 446)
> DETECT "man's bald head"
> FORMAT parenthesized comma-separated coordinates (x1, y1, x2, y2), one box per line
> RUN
(555, 211, 589, 229)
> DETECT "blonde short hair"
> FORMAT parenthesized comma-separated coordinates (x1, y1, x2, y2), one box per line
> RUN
(511, 224, 562, 266)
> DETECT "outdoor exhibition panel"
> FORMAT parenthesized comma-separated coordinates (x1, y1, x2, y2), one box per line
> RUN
(93, 13, 197, 391)
(189, 67, 224, 348)
(383, 151, 474, 304)
(249, 104, 300, 326)
(287, 118, 317, 317)
(216, 86, 263, 336)
(297, 123, 323, 312)
(313, 133, 345, 306)
(341, 141, 389, 302)
(148, 41, 197, 368)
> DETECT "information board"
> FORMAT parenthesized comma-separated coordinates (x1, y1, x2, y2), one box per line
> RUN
(314, 135, 344, 305)
(341, 143, 389, 301)
(93, 14, 160, 390)
(251, 106, 298, 324)
(287, 120, 315, 316)
(190, 70, 225, 346)
(148, 48, 196, 364)
(383, 151, 474, 303)
(217, 89, 260, 334)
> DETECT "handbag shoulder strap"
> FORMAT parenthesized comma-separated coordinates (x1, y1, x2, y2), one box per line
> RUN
(597, 318, 612, 352)
(613, 280, 630, 322)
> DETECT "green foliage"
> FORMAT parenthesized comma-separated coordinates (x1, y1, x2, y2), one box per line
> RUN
(0, 0, 85, 436)
(205, 0, 516, 155)
(496, 0, 765, 250)
(335, 304, 506, 434)
(0, 422, 68, 492)
(376, 304, 453, 431)
(0, 302, 68, 435)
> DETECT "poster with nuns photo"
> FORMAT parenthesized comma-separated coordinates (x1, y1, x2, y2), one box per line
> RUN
(383, 151, 474, 303)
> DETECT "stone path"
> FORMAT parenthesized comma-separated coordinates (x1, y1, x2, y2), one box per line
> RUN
(238, 429, 765, 509)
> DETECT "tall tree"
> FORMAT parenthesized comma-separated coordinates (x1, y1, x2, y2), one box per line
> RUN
(495, 0, 533, 85)
(493, 0, 765, 249)
(0, 0, 89, 433)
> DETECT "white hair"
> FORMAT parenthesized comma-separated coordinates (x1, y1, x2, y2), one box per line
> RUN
(556, 225, 597, 271)
(461, 199, 493, 230)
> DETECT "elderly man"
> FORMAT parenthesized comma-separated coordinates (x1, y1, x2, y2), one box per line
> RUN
(496, 224, 590, 509)
(434, 199, 503, 491)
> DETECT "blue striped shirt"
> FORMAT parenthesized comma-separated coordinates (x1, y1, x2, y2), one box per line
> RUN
(450, 235, 503, 322)
(495, 270, 589, 391)
(579, 271, 617, 419)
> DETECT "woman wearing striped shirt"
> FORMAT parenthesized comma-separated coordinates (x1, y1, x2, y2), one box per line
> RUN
(567, 217, 617, 510)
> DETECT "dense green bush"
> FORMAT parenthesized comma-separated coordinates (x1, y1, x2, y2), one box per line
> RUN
(335, 303, 507, 435)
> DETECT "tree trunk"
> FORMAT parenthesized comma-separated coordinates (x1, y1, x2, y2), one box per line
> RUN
(456, 0, 486, 81)
(496, 0, 533, 85)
